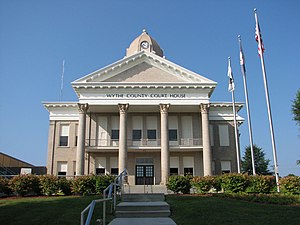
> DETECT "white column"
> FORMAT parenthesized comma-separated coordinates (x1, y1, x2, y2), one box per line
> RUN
(160, 103, 170, 185)
(76, 103, 88, 176)
(118, 104, 129, 175)
(200, 103, 212, 176)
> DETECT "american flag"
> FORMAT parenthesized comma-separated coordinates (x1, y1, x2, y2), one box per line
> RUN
(255, 18, 265, 56)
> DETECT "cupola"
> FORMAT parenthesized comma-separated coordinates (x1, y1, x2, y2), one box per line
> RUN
(126, 29, 164, 57)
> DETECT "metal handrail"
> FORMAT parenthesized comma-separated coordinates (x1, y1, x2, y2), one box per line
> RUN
(81, 169, 127, 225)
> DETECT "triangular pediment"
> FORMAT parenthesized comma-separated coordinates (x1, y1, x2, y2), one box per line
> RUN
(72, 51, 217, 85)
(99, 62, 188, 83)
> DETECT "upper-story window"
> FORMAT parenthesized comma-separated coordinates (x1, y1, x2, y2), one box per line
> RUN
(169, 116, 178, 142)
(132, 116, 143, 142)
(111, 130, 119, 140)
(146, 116, 157, 141)
(219, 125, 229, 147)
(132, 129, 142, 141)
(169, 129, 178, 141)
(147, 129, 156, 140)
(59, 124, 69, 146)
(110, 116, 120, 144)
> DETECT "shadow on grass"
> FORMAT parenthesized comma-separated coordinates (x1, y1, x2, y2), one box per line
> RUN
(0, 195, 114, 225)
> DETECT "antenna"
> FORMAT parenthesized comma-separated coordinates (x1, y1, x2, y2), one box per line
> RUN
(59, 60, 65, 101)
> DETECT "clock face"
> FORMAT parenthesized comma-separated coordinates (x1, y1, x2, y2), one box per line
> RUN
(141, 41, 149, 49)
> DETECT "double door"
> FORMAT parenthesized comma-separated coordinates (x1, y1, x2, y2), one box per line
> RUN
(135, 165, 154, 185)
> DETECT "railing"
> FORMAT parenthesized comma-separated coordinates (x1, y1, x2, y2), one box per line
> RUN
(86, 138, 202, 148)
(80, 169, 127, 225)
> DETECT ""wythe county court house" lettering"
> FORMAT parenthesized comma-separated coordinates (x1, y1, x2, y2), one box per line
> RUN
(105, 93, 186, 98)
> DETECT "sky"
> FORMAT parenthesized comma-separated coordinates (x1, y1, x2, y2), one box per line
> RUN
(0, 0, 299, 176)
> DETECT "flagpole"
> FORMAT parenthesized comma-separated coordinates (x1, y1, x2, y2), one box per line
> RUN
(254, 9, 280, 192)
(59, 59, 65, 101)
(228, 57, 241, 173)
(238, 35, 256, 175)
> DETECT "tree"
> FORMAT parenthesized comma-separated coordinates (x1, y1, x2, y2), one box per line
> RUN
(292, 89, 300, 165)
(292, 89, 300, 126)
(241, 144, 271, 175)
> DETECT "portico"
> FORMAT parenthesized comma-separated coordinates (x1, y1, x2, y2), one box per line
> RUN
(44, 30, 244, 185)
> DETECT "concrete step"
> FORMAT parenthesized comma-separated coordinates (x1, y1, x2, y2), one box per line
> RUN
(122, 193, 165, 202)
(123, 185, 168, 194)
(108, 217, 177, 225)
(116, 201, 170, 212)
(115, 210, 171, 218)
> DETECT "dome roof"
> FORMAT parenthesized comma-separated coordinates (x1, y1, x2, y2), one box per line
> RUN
(126, 29, 164, 57)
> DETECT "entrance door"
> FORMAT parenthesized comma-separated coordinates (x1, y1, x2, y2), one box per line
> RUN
(135, 165, 154, 185)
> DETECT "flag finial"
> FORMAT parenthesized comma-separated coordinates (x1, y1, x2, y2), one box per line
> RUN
(254, 8, 257, 12)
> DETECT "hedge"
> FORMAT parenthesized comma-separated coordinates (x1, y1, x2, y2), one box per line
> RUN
(0, 174, 115, 197)
(168, 174, 300, 195)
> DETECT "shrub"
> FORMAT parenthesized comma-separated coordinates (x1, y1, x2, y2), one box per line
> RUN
(280, 176, 300, 194)
(246, 175, 275, 194)
(10, 175, 41, 196)
(167, 175, 191, 194)
(39, 175, 59, 196)
(95, 175, 115, 195)
(58, 177, 72, 195)
(221, 173, 248, 193)
(0, 177, 13, 196)
(192, 176, 214, 193)
(71, 176, 96, 196)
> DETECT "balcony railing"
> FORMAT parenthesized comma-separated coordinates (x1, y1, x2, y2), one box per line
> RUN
(86, 138, 202, 148)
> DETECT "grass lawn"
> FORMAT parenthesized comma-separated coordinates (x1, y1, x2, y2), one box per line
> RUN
(0, 195, 114, 225)
(166, 195, 300, 225)
(1, 195, 300, 225)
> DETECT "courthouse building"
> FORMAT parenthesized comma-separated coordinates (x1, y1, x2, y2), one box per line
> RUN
(44, 30, 243, 185)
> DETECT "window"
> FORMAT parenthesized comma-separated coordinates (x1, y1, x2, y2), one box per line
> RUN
(95, 157, 106, 175)
(111, 130, 119, 140)
(57, 161, 67, 176)
(210, 124, 214, 146)
(96, 168, 105, 175)
(170, 157, 179, 176)
(219, 125, 229, 146)
(132, 129, 142, 141)
(169, 129, 178, 141)
(111, 168, 119, 175)
(59, 125, 69, 146)
(147, 129, 157, 140)
(110, 157, 118, 175)
(221, 161, 231, 174)
(75, 124, 78, 146)
(170, 168, 178, 176)
(184, 168, 193, 176)
(183, 156, 194, 176)
(169, 116, 178, 143)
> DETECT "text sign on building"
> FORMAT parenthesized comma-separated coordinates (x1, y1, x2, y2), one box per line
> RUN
(105, 93, 186, 99)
